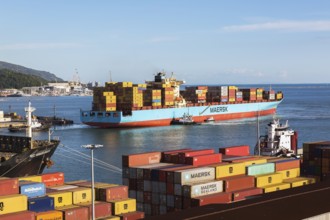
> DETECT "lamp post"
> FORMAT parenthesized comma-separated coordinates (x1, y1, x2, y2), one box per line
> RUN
(81, 144, 103, 220)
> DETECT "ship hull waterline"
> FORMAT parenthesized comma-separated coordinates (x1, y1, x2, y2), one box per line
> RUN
(81, 100, 281, 128)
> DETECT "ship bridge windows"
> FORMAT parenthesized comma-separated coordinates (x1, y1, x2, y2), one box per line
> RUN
(97, 112, 104, 117)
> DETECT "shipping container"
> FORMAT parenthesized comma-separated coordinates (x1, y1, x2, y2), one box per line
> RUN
(210, 162, 246, 179)
(255, 173, 283, 187)
(19, 181, 46, 198)
(232, 187, 263, 201)
(185, 153, 222, 166)
(39, 172, 65, 187)
(0, 210, 35, 220)
(178, 149, 215, 163)
(129, 163, 172, 179)
(261, 182, 291, 193)
(57, 205, 89, 220)
(0, 178, 19, 196)
(48, 184, 78, 191)
(109, 198, 136, 215)
(122, 151, 161, 167)
(47, 191, 73, 208)
(69, 187, 92, 204)
(272, 159, 301, 171)
(174, 167, 215, 185)
(98, 185, 128, 201)
(18, 175, 42, 182)
(35, 210, 63, 220)
(183, 180, 223, 198)
(118, 211, 145, 220)
(28, 196, 54, 212)
(78, 201, 112, 219)
(221, 175, 255, 192)
(283, 177, 316, 188)
(0, 194, 27, 215)
(190, 192, 232, 207)
(247, 163, 275, 176)
(277, 168, 300, 180)
(219, 145, 250, 156)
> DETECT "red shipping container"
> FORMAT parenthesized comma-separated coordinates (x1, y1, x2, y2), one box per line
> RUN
(219, 145, 250, 156)
(232, 187, 263, 201)
(0, 178, 19, 196)
(58, 205, 89, 220)
(98, 185, 128, 201)
(191, 192, 232, 207)
(122, 151, 161, 167)
(178, 149, 215, 164)
(161, 148, 192, 163)
(273, 159, 300, 171)
(221, 175, 255, 192)
(0, 210, 35, 220)
(119, 211, 145, 220)
(185, 153, 222, 166)
(78, 201, 112, 219)
(40, 172, 64, 187)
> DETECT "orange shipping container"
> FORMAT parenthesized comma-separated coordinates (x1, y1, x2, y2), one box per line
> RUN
(0, 178, 19, 196)
(0, 211, 35, 220)
(122, 151, 161, 167)
(57, 205, 89, 220)
(40, 172, 64, 187)
(35, 210, 63, 220)
(78, 201, 112, 219)
(98, 185, 128, 201)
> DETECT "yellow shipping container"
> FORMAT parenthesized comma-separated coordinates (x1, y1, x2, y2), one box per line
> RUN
(229, 86, 238, 90)
(69, 187, 92, 204)
(211, 162, 246, 179)
(255, 173, 283, 187)
(48, 191, 73, 208)
(110, 198, 136, 215)
(262, 183, 291, 193)
(106, 96, 116, 103)
(278, 168, 300, 180)
(103, 92, 114, 96)
(242, 158, 267, 167)
(102, 217, 121, 220)
(0, 194, 27, 215)
(35, 210, 63, 220)
(283, 177, 315, 188)
(276, 93, 283, 100)
(229, 98, 236, 102)
(106, 107, 116, 112)
(19, 175, 42, 182)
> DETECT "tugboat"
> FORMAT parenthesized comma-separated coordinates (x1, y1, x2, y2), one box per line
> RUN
(0, 102, 60, 177)
(255, 119, 298, 157)
(171, 113, 198, 125)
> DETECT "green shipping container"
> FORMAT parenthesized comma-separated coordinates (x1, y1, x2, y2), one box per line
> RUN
(247, 163, 275, 176)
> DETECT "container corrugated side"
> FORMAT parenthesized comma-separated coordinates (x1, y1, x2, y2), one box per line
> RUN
(221, 175, 255, 192)
(178, 149, 215, 163)
(273, 159, 301, 171)
(0, 210, 35, 220)
(35, 210, 63, 220)
(0, 178, 19, 196)
(261, 183, 291, 193)
(174, 167, 215, 185)
(47, 191, 73, 208)
(185, 153, 222, 166)
(129, 163, 173, 179)
(255, 173, 283, 187)
(77, 201, 112, 219)
(232, 187, 263, 201)
(118, 211, 145, 220)
(219, 145, 250, 156)
(100, 216, 120, 220)
(122, 151, 161, 167)
(48, 184, 78, 191)
(18, 176, 42, 182)
(109, 198, 136, 215)
(27, 196, 54, 213)
(183, 180, 223, 198)
(56, 205, 89, 220)
(0, 194, 27, 215)
(39, 172, 65, 187)
(98, 185, 128, 201)
(247, 163, 275, 176)
(190, 192, 232, 207)
(277, 168, 300, 180)
(283, 177, 313, 188)
(161, 148, 192, 163)
(210, 162, 246, 179)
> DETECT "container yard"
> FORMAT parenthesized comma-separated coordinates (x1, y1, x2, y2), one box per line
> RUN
(81, 73, 283, 128)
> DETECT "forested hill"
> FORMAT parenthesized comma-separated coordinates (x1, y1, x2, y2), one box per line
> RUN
(0, 69, 49, 89)
(0, 61, 63, 82)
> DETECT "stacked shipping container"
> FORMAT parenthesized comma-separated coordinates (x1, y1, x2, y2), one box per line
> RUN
(0, 172, 144, 220)
(122, 146, 316, 216)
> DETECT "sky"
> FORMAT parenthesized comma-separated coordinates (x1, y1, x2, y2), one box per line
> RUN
(1, 1, 330, 84)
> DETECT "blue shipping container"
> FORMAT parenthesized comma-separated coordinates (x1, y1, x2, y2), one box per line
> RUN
(19, 181, 46, 198)
(28, 196, 54, 212)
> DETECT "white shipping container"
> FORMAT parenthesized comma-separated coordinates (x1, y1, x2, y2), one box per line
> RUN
(174, 167, 215, 185)
(221, 86, 228, 96)
(269, 94, 275, 100)
(196, 90, 204, 95)
(183, 180, 224, 198)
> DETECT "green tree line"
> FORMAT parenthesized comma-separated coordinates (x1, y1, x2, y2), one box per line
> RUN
(0, 69, 49, 89)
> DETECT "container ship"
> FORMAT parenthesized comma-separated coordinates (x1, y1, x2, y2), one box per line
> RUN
(80, 72, 283, 128)
(0, 102, 59, 178)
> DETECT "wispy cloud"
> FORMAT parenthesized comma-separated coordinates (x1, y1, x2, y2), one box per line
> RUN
(228, 68, 264, 77)
(149, 36, 179, 43)
(0, 42, 82, 50)
(223, 20, 330, 32)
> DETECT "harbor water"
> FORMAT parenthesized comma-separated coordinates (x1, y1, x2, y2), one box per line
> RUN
(0, 84, 330, 184)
